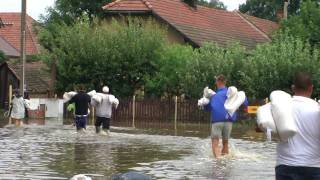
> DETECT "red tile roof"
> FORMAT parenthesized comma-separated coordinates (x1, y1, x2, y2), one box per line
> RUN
(103, 0, 279, 49)
(0, 13, 40, 56)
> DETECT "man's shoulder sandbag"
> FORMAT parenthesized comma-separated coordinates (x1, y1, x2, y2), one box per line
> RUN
(92, 93, 104, 104)
(257, 103, 276, 132)
(224, 86, 246, 116)
(63, 91, 77, 103)
(270, 90, 297, 142)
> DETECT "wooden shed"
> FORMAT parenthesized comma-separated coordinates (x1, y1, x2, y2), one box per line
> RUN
(0, 62, 19, 109)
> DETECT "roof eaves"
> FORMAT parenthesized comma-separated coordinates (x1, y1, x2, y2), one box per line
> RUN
(106, 10, 152, 14)
(234, 11, 271, 41)
(102, 0, 153, 10)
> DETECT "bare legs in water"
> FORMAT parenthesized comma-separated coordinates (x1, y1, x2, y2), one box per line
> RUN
(211, 138, 229, 159)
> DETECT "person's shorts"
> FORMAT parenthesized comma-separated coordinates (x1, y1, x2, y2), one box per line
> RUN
(211, 122, 233, 140)
(75, 115, 88, 130)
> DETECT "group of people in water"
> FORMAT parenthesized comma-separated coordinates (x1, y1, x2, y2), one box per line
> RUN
(8, 72, 320, 179)
(64, 84, 119, 135)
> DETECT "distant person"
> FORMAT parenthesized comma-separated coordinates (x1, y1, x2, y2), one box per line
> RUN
(205, 75, 248, 159)
(276, 72, 320, 180)
(11, 89, 29, 127)
(91, 86, 119, 135)
(69, 84, 91, 132)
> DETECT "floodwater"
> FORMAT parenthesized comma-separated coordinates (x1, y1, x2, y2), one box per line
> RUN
(0, 118, 277, 179)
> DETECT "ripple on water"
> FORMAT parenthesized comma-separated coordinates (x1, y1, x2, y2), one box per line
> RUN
(0, 123, 276, 179)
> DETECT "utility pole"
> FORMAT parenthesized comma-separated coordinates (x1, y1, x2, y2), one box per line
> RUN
(20, 0, 26, 95)
(284, 0, 290, 20)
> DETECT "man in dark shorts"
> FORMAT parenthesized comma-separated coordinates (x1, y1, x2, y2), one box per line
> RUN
(69, 84, 91, 132)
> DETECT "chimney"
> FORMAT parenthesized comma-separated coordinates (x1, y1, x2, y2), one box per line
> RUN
(184, 0, 197, 8)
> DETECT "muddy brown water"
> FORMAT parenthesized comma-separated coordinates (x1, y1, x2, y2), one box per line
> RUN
(0, 118, 276, 179)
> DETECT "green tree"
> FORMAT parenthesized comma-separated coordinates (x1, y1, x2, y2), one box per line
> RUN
(281, 0, 320, 47)
(239, 0, 319, 21)
(144, 45, 195, 97)
(0, 50, 5, 64)
(39, 17, 167, 96)
(41, 0, 111, 24)
(248, 31, 320, 98)
(197, 0, 227, 10)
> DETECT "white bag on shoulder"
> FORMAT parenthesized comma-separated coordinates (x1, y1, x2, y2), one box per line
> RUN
(270, 90, 297, 142)
(257, 103, 276, 132)
(224, 86, 246, 116)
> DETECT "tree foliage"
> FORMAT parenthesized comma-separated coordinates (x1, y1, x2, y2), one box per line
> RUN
(281, 0, 320, 47)
(40, 0, 111, 25)
(239, 0, 319, 21)
(39, 18, 166, 96)
(197, 0, 227, 10)
(0, 50, 5, 64)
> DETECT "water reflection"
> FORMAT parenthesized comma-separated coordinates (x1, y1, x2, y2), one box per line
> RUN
(0, 118, 276, 179)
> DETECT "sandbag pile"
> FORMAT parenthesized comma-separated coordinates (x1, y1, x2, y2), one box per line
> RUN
(256, 90, 298, 142)
(198, 87, 216, 108)
(224, 86, 246, 116)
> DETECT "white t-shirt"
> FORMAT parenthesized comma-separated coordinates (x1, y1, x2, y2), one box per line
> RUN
(277, 96, 320, 167)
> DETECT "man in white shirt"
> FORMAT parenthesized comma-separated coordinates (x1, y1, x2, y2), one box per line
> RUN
(91, 86, 119, 135)
(276, 72, 320, 180)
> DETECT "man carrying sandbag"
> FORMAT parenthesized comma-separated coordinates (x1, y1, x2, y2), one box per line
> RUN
(205, 75, 248, 159)
(69, 84, 91, 132)
(275, 72, 320, 180)
(91, 86, 119, 135)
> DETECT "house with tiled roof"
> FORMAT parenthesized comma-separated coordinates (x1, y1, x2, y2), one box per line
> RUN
(0, 13, 51, 108)
(102, 0, 279, 49)
(0, 13, 40, 56)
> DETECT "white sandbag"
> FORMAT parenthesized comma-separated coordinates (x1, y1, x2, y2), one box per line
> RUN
(203, 87, 216, 99)
(113, 98, 119, 109)
(224, 86, 246, 116)
(24, 99, 31, 110)
(63, 91, 77, 103)
(198, 97, 210, 107)
(270, 90, 297, 142)
(87, 90, 96, 97)
(70, 174, 92, 180)
(92, 93, 104, 104)
(256, 103, 276, 132)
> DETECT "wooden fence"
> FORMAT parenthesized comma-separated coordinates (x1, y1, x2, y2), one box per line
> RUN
(112, 98, 211, 128)
(64, 97, 264, 129)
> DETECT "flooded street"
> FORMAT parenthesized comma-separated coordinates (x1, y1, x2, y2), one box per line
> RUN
(0, 119, 276, 179)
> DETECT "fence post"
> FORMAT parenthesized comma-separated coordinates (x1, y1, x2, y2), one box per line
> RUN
(174, 96, 178, 131)
(8, 85, 12, 124)
(132, 95, 136, 128)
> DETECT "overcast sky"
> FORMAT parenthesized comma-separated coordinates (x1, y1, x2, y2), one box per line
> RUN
(0, 0, 247, 21)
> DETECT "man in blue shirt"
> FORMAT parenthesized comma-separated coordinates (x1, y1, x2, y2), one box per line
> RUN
(205, 75, 248, 159)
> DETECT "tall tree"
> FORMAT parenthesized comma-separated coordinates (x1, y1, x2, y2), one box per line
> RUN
(41, 0, 112, 24)
(282, 0, 320, 47)
(197, 0, 227, 10)
(239, 0, 319, 21)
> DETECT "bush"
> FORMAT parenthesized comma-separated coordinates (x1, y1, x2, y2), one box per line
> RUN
(40, 17, 320, 99)
(39, 17, 167, 96)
